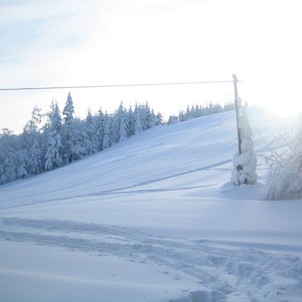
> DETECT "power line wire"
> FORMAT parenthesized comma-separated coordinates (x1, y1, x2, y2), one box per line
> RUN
(0, 80, 234, 92)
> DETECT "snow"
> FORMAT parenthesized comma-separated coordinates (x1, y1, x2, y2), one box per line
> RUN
(0, 108, 302, 302)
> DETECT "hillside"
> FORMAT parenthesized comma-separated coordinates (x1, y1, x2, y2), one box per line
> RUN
(0, 108, 302, 302)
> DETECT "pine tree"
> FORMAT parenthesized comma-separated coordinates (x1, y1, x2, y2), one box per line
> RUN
(83, 109, 98, 155)
(21, 106, 44, 174)
(0, 144, 6, 184)
(23, 106, 43, 134)
(126, 106, 135, 136)
(0, 143, 12, 184)
(62, 92, 76, 163)
(149, 109, 157, 128)
(4, 149, 17, 183)
(156, 112, 163, 125)
(69, 118, 86, 160)
(95, 108, 104, 150)
(13, 149, 29, 179)
(143, 102, 155, 129)
(102, 113, 111, 150)
(30, 141, 42, 174)
(140, 103, 148, 130)
(45, 102, 63, 170)
(63, 92, 75, 124)
(134, 103, 143, 135)
(0, 129, 18, 184)
(117, 102, 128, 142)
(110, 113, 119, 145)
(17, 164, 28, 179)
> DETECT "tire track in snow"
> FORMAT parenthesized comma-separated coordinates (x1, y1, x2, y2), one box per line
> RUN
(1, 217, 302, 302)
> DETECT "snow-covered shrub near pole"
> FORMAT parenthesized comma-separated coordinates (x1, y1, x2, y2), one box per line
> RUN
(231, 114, 257, 185)
(265, 124, 302, 200)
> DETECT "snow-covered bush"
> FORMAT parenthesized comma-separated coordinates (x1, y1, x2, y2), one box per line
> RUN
(265, 125, 302, 200)
(231, 114, 257, 185)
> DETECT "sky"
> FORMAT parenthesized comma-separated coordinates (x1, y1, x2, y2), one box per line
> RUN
(1, 0, 302, 133)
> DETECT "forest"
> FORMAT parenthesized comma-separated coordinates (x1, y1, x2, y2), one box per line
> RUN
(0, 93, 235, 185)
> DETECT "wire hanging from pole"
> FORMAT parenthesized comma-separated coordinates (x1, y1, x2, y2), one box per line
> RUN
(0, 80, 234, 92)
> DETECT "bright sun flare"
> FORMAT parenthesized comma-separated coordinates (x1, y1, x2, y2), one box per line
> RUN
(268, 102, 302, 119)
(243, 79, 302, 120)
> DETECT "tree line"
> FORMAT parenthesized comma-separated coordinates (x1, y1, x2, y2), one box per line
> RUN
(178, 102, 236, 121)
(0, 93, 162, 185)
(0, 94, 236, 185)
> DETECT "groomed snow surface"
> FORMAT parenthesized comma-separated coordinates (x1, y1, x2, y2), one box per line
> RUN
(1, 108, 302, 302)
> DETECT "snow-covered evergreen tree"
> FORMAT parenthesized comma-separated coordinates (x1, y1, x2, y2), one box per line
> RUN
(20, 106, 44, 174)
(140, 103, 149, 130)
(110, 113, 119, 145)
(0, 145, 6, 184)
(0, 143, 13, 184)
(63, 92, 75, 124)
(83, 109, 98, 156)
(156, 112, 163, 125)
(143, 102, 156, 129)
(30, 141, 42, 174)
(102, 112, 111, 150)
(5, 149, 17, 183)
(62, 93, 76, 163)
(134, 103, 143, 135)
(23, 106, 42, 134)
(17, 164, 28, 179)
(116, 102, 128, 142)
(95, 108, 105, 150)
(16, 151, 29, 179)
(178, 110, 185, 122)
(126, 106, 135, 137)
(231, 114, 257, 185)
(45, 137, 62, 170)
(68, 118, 86, 160)
(45, 102, 63, 170)
(149, 109, 157, 128)
(0, 129, 18, 184)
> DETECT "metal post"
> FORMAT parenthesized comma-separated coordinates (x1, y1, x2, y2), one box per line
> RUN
(233, 74, 241, 155)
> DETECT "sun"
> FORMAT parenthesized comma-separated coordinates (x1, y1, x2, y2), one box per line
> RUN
(244, 80, 302, 120)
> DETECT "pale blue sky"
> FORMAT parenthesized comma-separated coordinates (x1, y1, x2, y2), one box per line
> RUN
(1, 0, 302, 132)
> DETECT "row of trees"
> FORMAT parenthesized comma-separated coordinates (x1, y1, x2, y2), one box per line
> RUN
(178, 102, 236, 121)
(0, 93, 162, 185)
(0, 94, 237, 186)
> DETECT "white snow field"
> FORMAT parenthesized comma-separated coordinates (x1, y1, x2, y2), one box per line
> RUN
(0, 108, 302, 302)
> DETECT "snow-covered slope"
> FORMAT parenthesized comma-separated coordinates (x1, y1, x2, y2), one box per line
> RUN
(1, 108, 302, 302)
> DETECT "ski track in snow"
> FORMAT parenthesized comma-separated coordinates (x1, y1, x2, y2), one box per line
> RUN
(1, 217, 302, 302)
(0, 159, 230, 209)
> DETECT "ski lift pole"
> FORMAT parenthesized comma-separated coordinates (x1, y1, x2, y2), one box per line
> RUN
(233, 74, 242, 155)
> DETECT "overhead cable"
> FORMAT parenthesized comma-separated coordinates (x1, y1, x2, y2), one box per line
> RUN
(0, 80, 234, 92)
